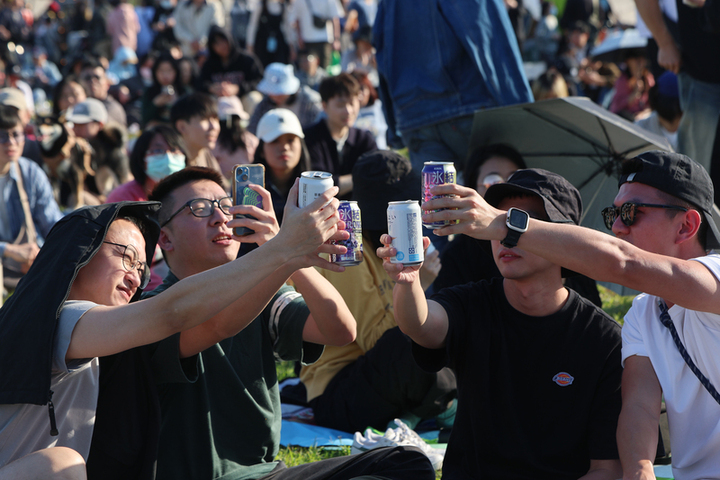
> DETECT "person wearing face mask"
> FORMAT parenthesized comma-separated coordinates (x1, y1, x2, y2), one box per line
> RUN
(107, 125, 188, 289)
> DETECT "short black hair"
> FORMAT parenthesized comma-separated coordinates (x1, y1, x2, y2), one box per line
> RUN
(170, 92, 218, 126)
(464, 144, 526, 188)
(0, 105, 22, 129)
(80, 57, 105, 72)
(318, 73, 360, 103)
(149, 166, 226, 226)
(648, 84, 682, 122)
(129, 125, 189, 185)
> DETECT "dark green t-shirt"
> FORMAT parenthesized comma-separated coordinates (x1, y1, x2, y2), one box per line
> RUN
(145, 272, 322, 480)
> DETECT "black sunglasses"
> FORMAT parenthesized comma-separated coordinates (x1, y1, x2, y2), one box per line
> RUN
(103, 241, 151, 289)
(161, 197, 233, 227)
(601, 202, 688, 230)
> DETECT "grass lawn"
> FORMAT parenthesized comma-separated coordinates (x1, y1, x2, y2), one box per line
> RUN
(276, 285, 635, 478)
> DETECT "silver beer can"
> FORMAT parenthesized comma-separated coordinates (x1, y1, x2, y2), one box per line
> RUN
(422, 161, 457, 229)
(331, 201, 364, 266)
(387, 200, 424, 266)
(299, 171, 334, 208)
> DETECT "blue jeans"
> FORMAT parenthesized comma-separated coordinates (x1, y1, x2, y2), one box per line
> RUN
(401, 114, 475, 177)
(677, 73, 720, 174)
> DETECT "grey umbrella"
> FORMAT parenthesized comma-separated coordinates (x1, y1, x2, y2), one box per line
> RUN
(469, 96, 672, 234)
(470, 97, 678, 295)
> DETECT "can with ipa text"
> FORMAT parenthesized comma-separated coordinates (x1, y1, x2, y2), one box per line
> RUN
(331, 201, 363, 266)
(387, 201, 423, 266)
(299, 171, 334, 208)
(422, 161, 457, 229)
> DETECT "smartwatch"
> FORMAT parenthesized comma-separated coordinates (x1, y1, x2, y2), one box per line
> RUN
(501, 208, 529, 248)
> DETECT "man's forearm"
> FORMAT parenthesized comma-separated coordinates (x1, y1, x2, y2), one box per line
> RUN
(617, 404, 659, 480)
(292, 267, 355, 346)
(393, 281, 436, 347)
(635, 0, 675, 48)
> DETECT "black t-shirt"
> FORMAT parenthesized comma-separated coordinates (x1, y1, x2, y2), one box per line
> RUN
(414, 279, 622, 480)
(677, 0, 720, 83)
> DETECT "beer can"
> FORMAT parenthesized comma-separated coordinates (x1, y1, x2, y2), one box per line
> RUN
(422, 161, 457, 229)
(387, 201, 424, 266)
(299, 171, 334, 208)
(331, 201, 363, 266)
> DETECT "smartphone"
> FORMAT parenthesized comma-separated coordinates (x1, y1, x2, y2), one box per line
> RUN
(232, 164, 265, 236)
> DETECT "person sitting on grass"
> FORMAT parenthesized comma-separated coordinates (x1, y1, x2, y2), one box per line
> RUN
(379, 168, 623, 479)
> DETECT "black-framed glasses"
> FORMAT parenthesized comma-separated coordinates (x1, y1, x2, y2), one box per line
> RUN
(601, 202, 688, 230)
(160, 197, 233, 227)
(0, 130, 24, 145)
(103, 241, 151, 289)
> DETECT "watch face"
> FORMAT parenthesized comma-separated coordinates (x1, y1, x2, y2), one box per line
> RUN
(508, 208, 529, 230)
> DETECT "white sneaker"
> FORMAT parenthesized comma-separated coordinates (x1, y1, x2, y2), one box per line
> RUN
(351, 419, 444, 470)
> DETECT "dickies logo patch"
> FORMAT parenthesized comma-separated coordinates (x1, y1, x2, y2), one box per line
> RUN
(553, 372, 574, 386)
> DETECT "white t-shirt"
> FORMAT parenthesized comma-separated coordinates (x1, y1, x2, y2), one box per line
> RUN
(289, 0, 343, 43)
(0, 301, 100, 466)
(622, 254, 720, 480)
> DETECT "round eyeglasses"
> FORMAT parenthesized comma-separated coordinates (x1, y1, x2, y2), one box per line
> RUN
(601, 202, 688, 230)
(103, 241, 151, 289)
(160, 197, 234, 227)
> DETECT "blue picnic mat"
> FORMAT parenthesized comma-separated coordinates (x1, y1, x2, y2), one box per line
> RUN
(280, 420, 354, 447)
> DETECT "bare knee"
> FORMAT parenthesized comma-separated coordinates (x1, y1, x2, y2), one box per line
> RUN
(0, 447, 86, 480)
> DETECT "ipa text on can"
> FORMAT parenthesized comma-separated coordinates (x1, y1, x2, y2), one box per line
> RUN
(387, 201, 423, 266)
(422, 161, 457, 229)
(299, 171, 334, 208)
(331, 201, 363, 266)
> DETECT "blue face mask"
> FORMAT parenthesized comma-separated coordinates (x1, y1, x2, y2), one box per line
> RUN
(145, 152, 186, 182)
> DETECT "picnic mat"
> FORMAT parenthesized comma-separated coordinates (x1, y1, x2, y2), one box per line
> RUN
(654, 465, 673, 479)
(280, 403, 445, 449)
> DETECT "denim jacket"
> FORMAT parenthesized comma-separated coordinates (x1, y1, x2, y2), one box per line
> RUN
(373, 0, 533, 135)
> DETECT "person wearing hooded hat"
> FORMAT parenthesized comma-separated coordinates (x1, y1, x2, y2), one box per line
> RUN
(379, 168, 623, 479)
(197, 26, 264, 101)
(0, 178, 346, 475)
(300, 150, 457, 445)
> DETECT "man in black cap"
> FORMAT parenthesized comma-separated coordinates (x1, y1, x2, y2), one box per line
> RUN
(379, 167, 623, 479)
(415, 151, 720, 480)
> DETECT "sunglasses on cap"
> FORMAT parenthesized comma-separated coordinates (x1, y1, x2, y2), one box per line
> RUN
(601, 202, 688, 230)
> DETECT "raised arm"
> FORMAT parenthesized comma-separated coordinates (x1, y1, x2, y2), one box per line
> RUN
(424, 183, 720, 314)
(295, 266, 357, 346)
(376, 235, 449, 350)
(66, 182, 344, 360)
(617, 355, 662, 480)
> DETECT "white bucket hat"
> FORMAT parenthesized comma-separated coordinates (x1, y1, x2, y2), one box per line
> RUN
(257, 63, 301, 96)
(256, 108, 305, 143)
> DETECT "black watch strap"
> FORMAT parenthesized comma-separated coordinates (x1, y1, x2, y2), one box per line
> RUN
(501, 229, 523, 248)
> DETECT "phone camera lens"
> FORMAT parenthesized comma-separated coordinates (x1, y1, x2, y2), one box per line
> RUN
(241, 174, 249, 181)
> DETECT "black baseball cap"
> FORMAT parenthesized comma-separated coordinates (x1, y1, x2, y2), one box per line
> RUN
(352, 150, 421, 231)
(485, 168, 582, 225)
(619, 150, 720, 249)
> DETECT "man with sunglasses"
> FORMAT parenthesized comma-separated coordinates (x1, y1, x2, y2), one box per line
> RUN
(79, 58, 127, 128)
(140, 166, 434, 480)
(418, 150, 720, 480)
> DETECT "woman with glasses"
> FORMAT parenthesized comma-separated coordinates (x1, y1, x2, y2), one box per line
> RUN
(107, 125, 188, 289)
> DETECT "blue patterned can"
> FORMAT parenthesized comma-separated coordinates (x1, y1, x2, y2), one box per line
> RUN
(422, 161, 457, 229)
(331, 201, 364, 266)
(387, 201, 423, 266)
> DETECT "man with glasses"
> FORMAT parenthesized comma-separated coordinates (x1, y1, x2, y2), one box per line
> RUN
(79, 58, 127, 128)
(416, 150, 720, 480)
(0, 171, 350, 476)
(378, 168, 623, 479)
(138, 166, 434, 480)
(0, 105, 62, 300)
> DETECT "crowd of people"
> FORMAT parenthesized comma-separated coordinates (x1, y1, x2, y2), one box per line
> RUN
(0, 0, 719, 479)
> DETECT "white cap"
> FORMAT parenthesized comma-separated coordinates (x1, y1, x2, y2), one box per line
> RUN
(217, 95, 249, 120)
(256, 108, 304, 142)
(256, 63, 301, 96)
(66, 98, 108, 124)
